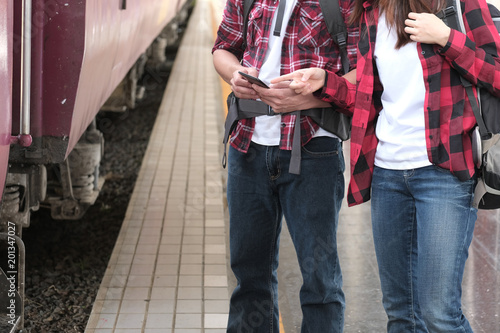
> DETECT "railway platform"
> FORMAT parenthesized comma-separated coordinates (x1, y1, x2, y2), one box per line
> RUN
(84, 0, 500, 331)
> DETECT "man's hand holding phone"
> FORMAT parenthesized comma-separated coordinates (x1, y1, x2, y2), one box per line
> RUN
(238, 71, 269, 89)
(230, 68, 261, 100)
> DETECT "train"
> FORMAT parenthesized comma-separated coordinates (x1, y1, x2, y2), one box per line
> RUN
(0, 0, 192, 331)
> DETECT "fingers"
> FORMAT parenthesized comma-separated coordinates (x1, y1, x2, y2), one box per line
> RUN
(300, 70, 314, 82)
(270, 81, 292, 89)
(238, 67, 259, 77)
(289, 80, 310, 94)
(288, 80, 305, 89)
(232, 86, 258, 99)
(231, 77, 258, 99)
(404, 25, 417, 39)
(405, 12, 418, 31)
(252, 84, 270, 95)
(407, 12, 418, 20)
(404, 12, 424, 41)
(231, 68, 260, 99)
(267, 68, 323, 97)
(404, 12, 450, 46)
(271, 72, 297, 84)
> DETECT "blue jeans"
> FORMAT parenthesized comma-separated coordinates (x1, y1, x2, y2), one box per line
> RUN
(226, 137, 345, 333)
(371, 165, 477, 333)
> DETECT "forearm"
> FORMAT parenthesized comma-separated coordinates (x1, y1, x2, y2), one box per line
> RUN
(279, 93, 333, 111)
(213, 49, 245, 84)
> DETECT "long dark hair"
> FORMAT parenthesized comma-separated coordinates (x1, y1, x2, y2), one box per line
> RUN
(350, 0, 447, 48)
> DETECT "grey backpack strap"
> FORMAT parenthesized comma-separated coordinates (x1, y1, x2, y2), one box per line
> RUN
(289, 111, 302, 175)
(222, 95, 274, 168)
(242, 0, 255, 49)
(318, 0, 349, 74)
(222, 94, 240, 168)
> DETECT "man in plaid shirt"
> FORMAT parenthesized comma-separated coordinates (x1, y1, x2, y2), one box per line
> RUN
(212, 0, 357, 331)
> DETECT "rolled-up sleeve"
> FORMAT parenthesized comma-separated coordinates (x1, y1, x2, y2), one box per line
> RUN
(314, 70, 357, 114)
(440, 0, 500, 97)
(212, 0, 245, 59)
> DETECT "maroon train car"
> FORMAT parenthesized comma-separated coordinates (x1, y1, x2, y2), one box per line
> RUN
(0, 0, 190, 228)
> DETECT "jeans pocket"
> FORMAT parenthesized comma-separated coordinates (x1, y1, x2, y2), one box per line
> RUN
(429, 165, 476, 206)
(432, 165, 454, 175)
(301, 137, 340, 158)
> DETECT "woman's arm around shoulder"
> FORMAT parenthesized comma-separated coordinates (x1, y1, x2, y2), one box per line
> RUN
(271, 68, 357, 113)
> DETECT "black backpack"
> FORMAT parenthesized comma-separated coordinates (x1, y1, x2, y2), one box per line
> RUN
(440, 0, 500, 209)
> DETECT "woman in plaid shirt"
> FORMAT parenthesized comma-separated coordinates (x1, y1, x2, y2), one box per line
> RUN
(274, 0, 500, 331)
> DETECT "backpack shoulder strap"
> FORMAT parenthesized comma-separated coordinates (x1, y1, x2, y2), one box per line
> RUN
(242, 0, 255, 50)
(318, 0, 349, 73)
(437, 0, 460, 29)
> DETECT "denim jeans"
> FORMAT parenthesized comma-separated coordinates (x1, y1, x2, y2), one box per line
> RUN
(226, 137, 346, 333)
(371, 165, 477, 333)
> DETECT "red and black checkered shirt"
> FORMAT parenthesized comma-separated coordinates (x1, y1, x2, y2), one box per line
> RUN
(317, 0, 500, 206)
(212, 0, 358, 153)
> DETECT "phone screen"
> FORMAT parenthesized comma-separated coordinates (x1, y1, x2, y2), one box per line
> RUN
(238, 71, 269, 89)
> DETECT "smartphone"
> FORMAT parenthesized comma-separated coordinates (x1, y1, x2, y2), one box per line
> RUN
(238, 71, 269, 89)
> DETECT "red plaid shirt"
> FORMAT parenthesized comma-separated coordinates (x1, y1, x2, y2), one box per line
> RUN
(316, 0, 500, 206)
(212, 0, 358, 153)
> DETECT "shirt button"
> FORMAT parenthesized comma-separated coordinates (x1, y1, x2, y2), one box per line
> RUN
(281, 123, 286, 127)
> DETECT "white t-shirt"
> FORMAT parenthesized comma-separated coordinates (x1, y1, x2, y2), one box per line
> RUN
(373, 13, 431, 169)
(252, 0, 335, 146)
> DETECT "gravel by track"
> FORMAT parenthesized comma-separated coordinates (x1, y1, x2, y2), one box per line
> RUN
(21, 56, 175, 333)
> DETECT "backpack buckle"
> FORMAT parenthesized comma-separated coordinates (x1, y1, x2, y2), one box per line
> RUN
(334, 33, 346, 48)
(437, 6, 456, 20)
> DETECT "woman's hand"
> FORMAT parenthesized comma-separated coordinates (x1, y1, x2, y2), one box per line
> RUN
(271, 68, 326, 95)
(404, 12, 451, 47)
(253, 80, 331, 113)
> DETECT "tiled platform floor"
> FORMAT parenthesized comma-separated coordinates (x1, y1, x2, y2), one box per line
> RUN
(84, 0, 229, 331)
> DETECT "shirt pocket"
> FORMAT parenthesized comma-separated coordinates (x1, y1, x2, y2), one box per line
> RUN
(246, 6, 264, 47)
(297, 5, 333, 48)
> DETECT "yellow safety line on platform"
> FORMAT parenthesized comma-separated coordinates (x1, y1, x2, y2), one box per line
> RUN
(209, 1, 286, 332)
(279, 312, 286, 331)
